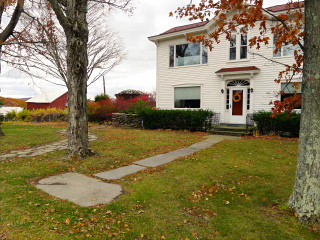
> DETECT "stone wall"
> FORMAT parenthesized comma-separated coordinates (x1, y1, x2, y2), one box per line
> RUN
(112, 113, 142, 128)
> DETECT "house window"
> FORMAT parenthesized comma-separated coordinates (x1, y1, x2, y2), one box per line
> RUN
(169, 43, 208, 67)
(281, 82, 302, 109)
(273, 36, 302, 57)
(229, 28, 247, 60)
(174, 86, 200, 108)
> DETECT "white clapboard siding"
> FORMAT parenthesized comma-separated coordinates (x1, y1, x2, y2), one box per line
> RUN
(152, 18, 301, 123)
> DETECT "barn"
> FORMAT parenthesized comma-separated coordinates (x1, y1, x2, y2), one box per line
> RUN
(26, 91, 68, 110)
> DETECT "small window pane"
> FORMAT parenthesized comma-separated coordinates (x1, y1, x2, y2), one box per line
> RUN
(226, 89, 230, 109)
(240, 46, 247, 59)
(202, 46, 208, 64)
(174, 87, 201, 108)
(247, 88, 250, 110)
(273, 36, 281, 57)
(169, 46, 174, 67)
(230, 34, 236, 47)
(283, 44, 300, 56)
(176, 43, 201, 66)
(230, 48, 236, 60)
(281, 94, 301, 109)
(281, 82, 302, 94)
(241, 34, 247, 46)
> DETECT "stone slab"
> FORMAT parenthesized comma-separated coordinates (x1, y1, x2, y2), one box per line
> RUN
(36, 173, 123, 207)
(0, 154, 17, 159)
(133, 147, 197, 167)
(94, 165, 147, 180)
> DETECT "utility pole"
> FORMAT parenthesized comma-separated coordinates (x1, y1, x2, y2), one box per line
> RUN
(103, 76, 106, 95)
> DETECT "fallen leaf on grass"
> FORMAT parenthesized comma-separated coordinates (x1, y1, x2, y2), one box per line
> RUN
(65, 218, 70, 225)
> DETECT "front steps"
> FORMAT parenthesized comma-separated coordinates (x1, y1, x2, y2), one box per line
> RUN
(208, 125, 254, 136)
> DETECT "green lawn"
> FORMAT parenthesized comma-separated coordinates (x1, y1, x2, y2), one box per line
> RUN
(0, 122, 66, 153)
(0, 123, 319, 239)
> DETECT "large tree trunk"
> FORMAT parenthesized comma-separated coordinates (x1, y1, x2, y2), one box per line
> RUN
(64, 0, 94, 159)
(47, 0, 95, 159)
(288, 1, 320, 223)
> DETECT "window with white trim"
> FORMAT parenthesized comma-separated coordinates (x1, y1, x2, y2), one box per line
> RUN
(174, 86, 201, 108)
(273, 36, 303, 57)
(229, 28, 248, 60)
(281, 82, 301, 109)
(169, 43, 208, 67)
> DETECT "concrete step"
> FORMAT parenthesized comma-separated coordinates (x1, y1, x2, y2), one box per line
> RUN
(208, 130, 251, 137)
(209, 125, 254, 136)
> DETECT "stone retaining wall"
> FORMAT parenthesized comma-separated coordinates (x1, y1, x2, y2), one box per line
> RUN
(112, 113, 142, 128)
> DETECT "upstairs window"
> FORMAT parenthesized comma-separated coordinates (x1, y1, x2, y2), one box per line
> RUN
(229, 28, 248, 61)
(169, 43, 208, 67)
(273, 36, 302, 57)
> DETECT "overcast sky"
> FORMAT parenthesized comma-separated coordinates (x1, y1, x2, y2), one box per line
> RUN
(0, 0, 288, 100)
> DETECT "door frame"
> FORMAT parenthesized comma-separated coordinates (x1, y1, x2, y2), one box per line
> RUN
(229, 87, 247, 124)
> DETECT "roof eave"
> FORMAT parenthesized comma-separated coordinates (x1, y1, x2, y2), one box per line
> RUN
(148, 24, 209, 43)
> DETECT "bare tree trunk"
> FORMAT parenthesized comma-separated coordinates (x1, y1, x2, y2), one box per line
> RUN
(65, 0, 95, 159)
(49, 0, 95, 159)
(288, 0, 320, 223)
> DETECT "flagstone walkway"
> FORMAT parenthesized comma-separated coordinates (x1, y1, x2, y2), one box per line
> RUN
(1, 130, 240, 207)
(0, 130, 98, 161)
(36, 134, 240, 207)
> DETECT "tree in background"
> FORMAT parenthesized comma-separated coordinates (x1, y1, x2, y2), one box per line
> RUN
(46, 0, 132, 159)
(0, 96, 26, 107)
(173, 0, 320, 223)
(1, 0, 133, 159)
(115, 89, 146, 100)
(0, 0, 24, 53)
(94, 93, 109, 103)
(3, 2, 125, 88)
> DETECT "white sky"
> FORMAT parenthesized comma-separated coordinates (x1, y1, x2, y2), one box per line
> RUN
(0, 0, 288, 100)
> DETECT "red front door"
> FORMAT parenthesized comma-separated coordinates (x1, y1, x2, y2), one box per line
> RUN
(232, 90, 243, 116)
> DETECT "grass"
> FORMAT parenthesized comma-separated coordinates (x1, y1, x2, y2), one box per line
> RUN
(0, 122, 319, 239)
(0, 122, 67, 153)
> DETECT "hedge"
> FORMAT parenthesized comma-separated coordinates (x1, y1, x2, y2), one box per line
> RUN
(138, 109, 213, 132)
(252, 110, 300, 137)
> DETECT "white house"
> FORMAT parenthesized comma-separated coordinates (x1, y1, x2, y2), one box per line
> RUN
(148, 3, 303, 125)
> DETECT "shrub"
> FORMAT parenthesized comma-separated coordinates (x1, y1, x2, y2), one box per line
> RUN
(94, 93, 109, 103)
(43, 108, 67, 122)
(94, 98, 117, 122)
(15, 108, 68, 122)
(88, 93, 156, 123)
(5, 110, 17, 121)
(252, 110, 300, 137)
(121, 97, 154, 114)
(16, 109, 30, 121)
(138, 109, 213, 132)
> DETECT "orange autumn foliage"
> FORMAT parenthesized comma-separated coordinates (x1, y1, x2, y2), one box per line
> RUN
(0, 96, 26, 107)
